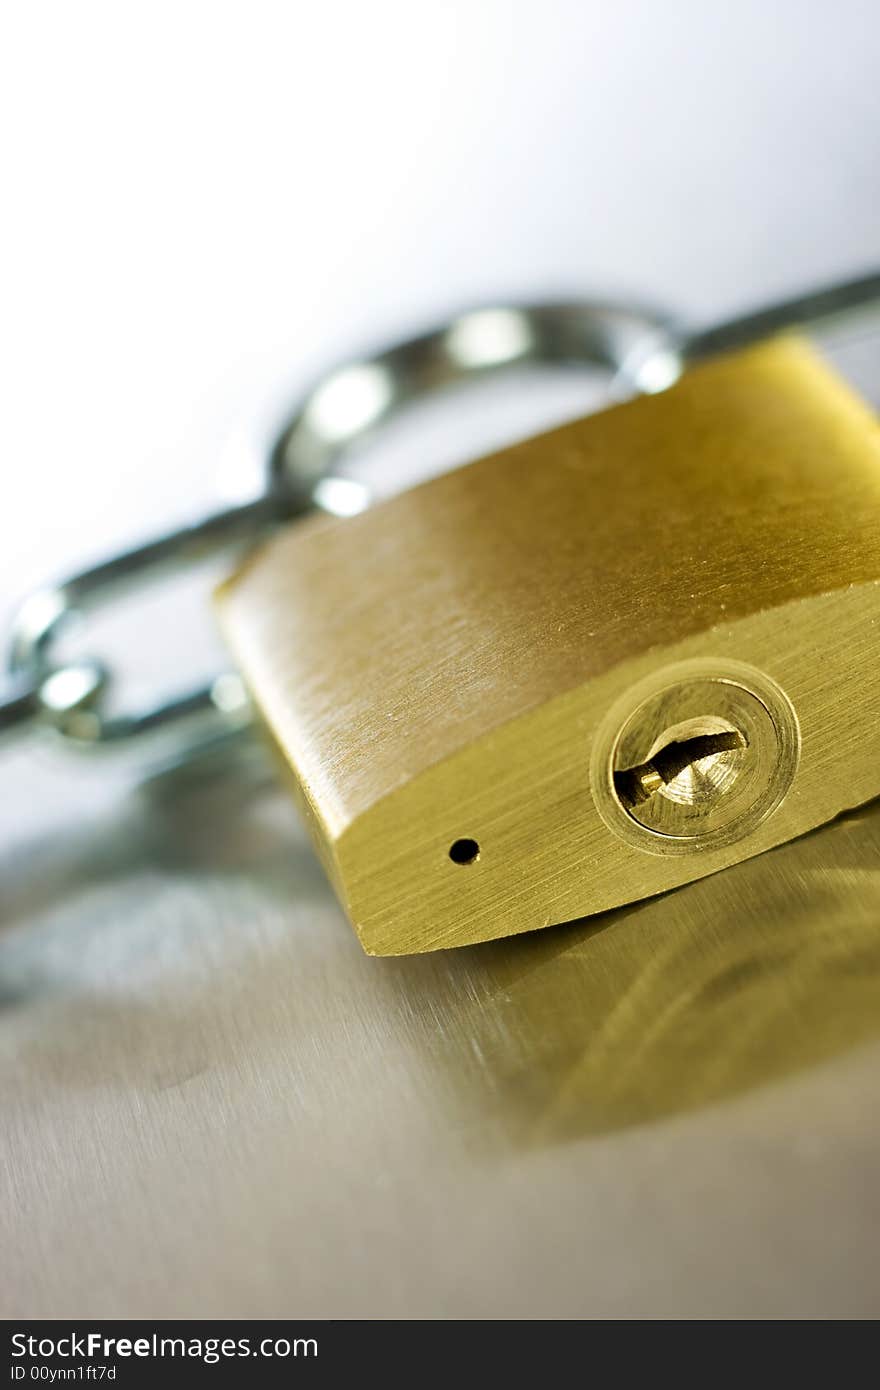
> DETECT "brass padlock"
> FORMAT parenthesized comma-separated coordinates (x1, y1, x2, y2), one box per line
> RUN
(218, 335, 880, 955)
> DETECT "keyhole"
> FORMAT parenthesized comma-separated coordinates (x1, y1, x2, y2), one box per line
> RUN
(594, 665, 799, 853)
(614, 728, 748, 811)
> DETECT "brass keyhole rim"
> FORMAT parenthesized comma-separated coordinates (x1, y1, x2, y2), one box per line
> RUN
(590, 659, 801, 857)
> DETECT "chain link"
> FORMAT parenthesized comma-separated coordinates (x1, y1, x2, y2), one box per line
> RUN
(4, 273, 878, 758)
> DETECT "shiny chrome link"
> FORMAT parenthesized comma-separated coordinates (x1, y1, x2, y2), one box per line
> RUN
(683, 269, 880, 362)
(7, 299, 678, 749)
(270, 300, 683, 507)
(0, 660, 107, 743)
(5, 272, 878, 756)
(609, 269, 880, 395)
(7, 496, 288, 744)
(0, 669, 41, 739)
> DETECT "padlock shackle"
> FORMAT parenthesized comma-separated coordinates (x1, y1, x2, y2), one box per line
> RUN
(5, 271, 878, 756)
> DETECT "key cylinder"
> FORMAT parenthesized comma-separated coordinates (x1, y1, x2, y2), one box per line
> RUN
(593, 660, 800, 854)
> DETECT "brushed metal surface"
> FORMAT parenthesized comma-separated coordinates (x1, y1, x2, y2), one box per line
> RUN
(2, 736, 879, 1318)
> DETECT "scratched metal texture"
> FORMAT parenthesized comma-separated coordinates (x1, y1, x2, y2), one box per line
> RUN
(1, 725, 879, 1318)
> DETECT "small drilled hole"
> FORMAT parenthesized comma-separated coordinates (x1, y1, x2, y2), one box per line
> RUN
(449, 837, 480, 865)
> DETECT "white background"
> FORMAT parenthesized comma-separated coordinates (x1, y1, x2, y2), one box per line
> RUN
(1, 0, 879, 679)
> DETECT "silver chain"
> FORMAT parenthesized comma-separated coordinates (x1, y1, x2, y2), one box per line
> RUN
(3, 271, 879, 757)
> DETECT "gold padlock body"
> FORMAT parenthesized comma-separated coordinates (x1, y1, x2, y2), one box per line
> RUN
(217, 338, 880, 955)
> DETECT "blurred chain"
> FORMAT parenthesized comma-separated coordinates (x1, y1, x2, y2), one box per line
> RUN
(3, 271, 878, 757)
(0, 668, 41, 736)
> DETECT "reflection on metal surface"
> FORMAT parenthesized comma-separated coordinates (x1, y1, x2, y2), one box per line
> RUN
(3, 737, 880, 1147)
(2, 741, 880, 1318)
(429, 797, 880, 1144)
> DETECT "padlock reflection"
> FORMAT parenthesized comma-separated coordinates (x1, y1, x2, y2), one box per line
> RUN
(432, 797, 880, 1144)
